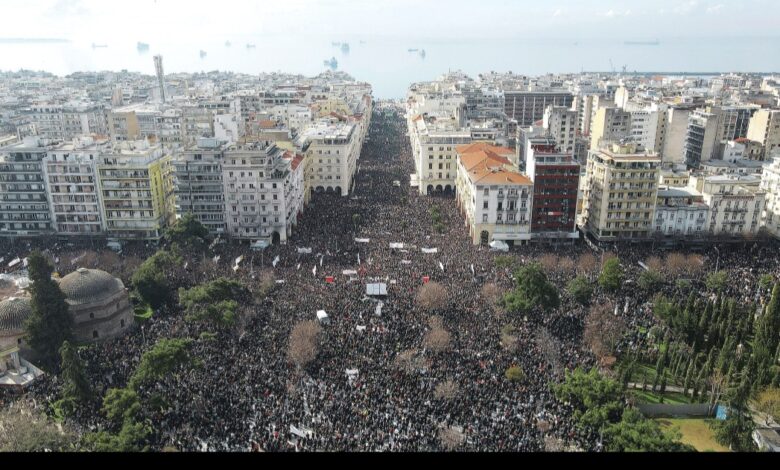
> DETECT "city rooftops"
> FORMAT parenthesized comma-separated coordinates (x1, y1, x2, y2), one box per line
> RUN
(302, 120, 355, 141)
(112, 103, 160, 114)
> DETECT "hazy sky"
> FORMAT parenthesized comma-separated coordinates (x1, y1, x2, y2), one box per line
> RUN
(4, 0, 780, 42)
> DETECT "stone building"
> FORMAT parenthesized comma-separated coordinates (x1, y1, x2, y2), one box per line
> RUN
(57, 268, 133, 342)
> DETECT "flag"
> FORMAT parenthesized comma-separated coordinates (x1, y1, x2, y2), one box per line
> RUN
(272, 255, 280, 268)
(313, 266, 317, 277)
(439, 261, 444, 272)
(470, 264, 474, 276)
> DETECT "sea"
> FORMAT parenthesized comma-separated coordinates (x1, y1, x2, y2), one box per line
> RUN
(1, 35, 779, 99)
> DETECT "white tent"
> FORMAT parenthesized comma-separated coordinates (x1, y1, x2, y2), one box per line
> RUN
(354, 238, 370, 243)
(297, 247, 313, 254)
(366, 283, 388, 296)
(421, 248, 438, 254)
(251, 240, 270, 251)
(316, 310, 329, 323)
(489, 240, 509, 252)
(389, 243, 404, 249)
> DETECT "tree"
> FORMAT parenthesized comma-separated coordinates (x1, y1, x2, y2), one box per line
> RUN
(577, 253, 598, 276)
(705, 271, 728, 292)
(584, 303, 626, 360)
(0, 401, 78, 452)
(638, 269, 663, 293)
(423, 317, 452, 353)
(416, 282, 448, 312)
(598, 258, 623, 292)
(83, 420, 151, 452)
(178, 277, 248, 325)
(753, 284, 780, 388)
(59, 340, 92, 408)
(24, 250, 73, 371)
(131, 249, 182, 309)
(567, 275, 593, 306)
(552, 367, 624, 431)
(502, 263, 559, 314)
(288, 320, 322, 368)
(755, 387, 780, 423)
(102, 388, 142, 424)
(603, 408, 694, 452)
(434, 380, 459, 401)
(505, 365, 526, 383)
(713, 377, 757, 451)
(128, 338, 193, 390)
(163, 212, 208, 248)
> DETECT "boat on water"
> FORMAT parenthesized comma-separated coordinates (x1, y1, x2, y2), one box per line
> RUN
(91, 43, 107, 48)
(419, 49, 426, 58)
(408, 48, 418, 52)
(137, 42, 149, 52)
(624, 40, 660, 46)
(225, 41, 231, 47)
(341, 43, 350, 53)
(199, 50, 207, 58)
(331, 42, 341, 46)
(323, 57, 338, 69)
(246, 43, 256, 49)
(359, 40, 366, 44)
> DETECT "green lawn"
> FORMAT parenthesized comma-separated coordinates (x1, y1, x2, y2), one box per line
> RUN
(629, 388, 694, 405)
(656, 418, 729, 452)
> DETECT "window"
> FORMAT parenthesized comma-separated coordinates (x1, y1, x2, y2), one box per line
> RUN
(92, 330, 99, 339)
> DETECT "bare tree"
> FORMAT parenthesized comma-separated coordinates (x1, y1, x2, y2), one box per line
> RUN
(557, 257, 575, 274)
(393, 348, 428, 373)
(416, 282, 448, 312)
(438, 424, 465, 451)
(543, 435, 565, 452)
(685, 254, 704, 275)
(288, 320, 322, 368)
(97, 250, 121, 271)
(707, 370, 727, 416)
(538, 254, 559, 273)
(583, 302, 626, 361)
(500, 325, 519, 352)
(646, 256, 664, 273)
(424, 320, 452, 353)
(665, 252, 687, 276)
(481, 282, 502, 305)
(434, 379, 459, 401)
(253, 270, 275, 302)
(0, 399, 77, 452)
(577, 253, 597, 275)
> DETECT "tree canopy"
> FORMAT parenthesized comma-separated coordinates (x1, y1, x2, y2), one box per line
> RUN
(502, 263, 560, 314)
(567, 275, 593, 306)
(24, 250, 73, 371)
(598, 258, 623, 292)
(163, 213, 209, 248)
(178, 277, 248, 325)
(131, 249, 182, 309)
(59, 340, 92, 408)
(128, 338, 193, 390)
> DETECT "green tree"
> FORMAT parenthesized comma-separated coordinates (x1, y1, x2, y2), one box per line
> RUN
(131, 249, 182, 308)
(505, 365, 525, 383)
(759, 274, 775, 292)
(552, 367, 624, 431)
(59, 340, 92, 407)
(128, 338, 192, 390)
(713, 376, 757, 451)
(102, 388, 142, 424)
(603, 408, 694, 452)
(83, 420, 150, 452)
(705, 271, 728, 292)
(178, 277, 247, 325)
(163, 212, 208, 248)
(755, 387, 780, 423)
(752, 284, 780, 388)
(567, 275, 594, 306)
(502, 263, 560, 314)
(638, 269, 663, 293)
(24, 250, 73, 371)
(598, 258, 623, 292)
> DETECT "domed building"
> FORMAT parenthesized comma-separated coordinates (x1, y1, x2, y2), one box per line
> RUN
(57, 268, 133, 342)
(0, 296, 32, 354)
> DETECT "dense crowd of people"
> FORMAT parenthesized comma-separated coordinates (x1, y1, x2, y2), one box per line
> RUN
(3, 105, 780, 452)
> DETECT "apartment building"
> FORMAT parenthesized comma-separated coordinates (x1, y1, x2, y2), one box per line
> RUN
(590, 107, 631, 150)
(747, 109, 780, 160)
(653, 186, 709, 238)
(455, 143, 533, 245)
(408, 113, 471, 195)
(581, 143, 661, 241)
(30, 103, 108, 141)
(300, 120, 361, 199)
(689, 174, 765, 237)
(107, 103, 161, 141)
(0, 136, 56, 236)
(543, 105, 578, 155)
(504, 90, 573, 127)
(761, 156, 780, 239)
(525, 146, 580, 240)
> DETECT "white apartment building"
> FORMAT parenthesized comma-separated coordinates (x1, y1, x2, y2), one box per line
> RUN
(222, 141, 303, 242)
(30, 103, 108, 141)
(543, 105, 577, 154)
(653, 186, 709, 238)
(408, 113, 471, 195)
(43, 136, 109, 236)
(214, 112, 241, 144)
(628, 107, 662, 153)
(760, 156, 780, 238)
(590, 106, 631, 150)
(300, 120, 360, 199)
(455, 144, 533, 245)
(689, 174, 765, 237)
(660, 105, 694, 165)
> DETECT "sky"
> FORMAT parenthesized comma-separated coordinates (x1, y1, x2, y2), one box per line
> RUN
(3, 0, 779, 42)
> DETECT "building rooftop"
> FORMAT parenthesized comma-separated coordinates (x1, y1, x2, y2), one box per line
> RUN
(58, 268, 125, 305)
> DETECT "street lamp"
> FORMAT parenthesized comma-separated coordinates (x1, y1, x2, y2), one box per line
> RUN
(714, 246, 721, 272)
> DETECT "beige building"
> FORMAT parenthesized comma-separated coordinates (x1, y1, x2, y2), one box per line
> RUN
(761, 156, 780, 239)
(455, 143, 533, 245)
(590, 106, 631, 150)
(581, 143, 661, 241)
(689, 174, 765, 237)
(747, 109, 780, 160)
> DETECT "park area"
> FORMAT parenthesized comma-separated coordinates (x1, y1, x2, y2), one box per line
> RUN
(656, 419, 729, 452)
